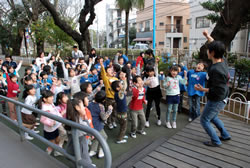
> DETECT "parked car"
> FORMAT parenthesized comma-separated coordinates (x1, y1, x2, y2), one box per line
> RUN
(133, 43, 149, 50)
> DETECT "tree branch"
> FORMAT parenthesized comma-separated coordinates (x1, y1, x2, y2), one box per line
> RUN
(39, 0, 82, 42)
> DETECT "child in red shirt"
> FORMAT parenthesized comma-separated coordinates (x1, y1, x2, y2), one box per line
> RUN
(3, 66, 20, 120)
(129, 76, 147, 139)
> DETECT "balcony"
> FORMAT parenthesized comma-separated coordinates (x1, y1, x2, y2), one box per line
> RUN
(165, 24, 183, 33)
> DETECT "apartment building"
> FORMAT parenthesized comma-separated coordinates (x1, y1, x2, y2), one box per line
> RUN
(106, 4, 137, 48)
(135, 0, 190, 52)
(189, 0, 250, 54)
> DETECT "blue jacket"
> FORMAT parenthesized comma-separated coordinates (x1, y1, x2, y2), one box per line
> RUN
(114, 92, 127, 113)
(88, 102, 104, 131)
(122, 55, 129, 64)
(187, 69, 207, 97)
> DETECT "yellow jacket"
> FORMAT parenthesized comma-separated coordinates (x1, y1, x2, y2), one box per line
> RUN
(101, 66, 118, 99)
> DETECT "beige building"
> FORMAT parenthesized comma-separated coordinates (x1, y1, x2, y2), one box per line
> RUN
(135, 0, 190, 53)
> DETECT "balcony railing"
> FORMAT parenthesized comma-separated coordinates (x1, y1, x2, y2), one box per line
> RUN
(165, 24, 183, 33)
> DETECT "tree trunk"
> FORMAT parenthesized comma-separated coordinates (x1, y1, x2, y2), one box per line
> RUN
(125, 10, 129, 56)
(12, 33, 23, 56)
(199, 0, 250, 61)
(84, 29, 91, 53)
(36, 40, 44, 55)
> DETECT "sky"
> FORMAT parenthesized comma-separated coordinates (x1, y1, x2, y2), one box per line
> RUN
(89, 0, 115, 31)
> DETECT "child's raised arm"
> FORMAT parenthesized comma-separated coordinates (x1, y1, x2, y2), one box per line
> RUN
(203, 30, 214, 43)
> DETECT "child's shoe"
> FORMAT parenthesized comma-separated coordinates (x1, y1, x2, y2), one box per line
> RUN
(172, 122, 177, 129)
(54, 151, 63, 157)
(131, 133, 136, 138)
(35, 122, 40, 126)
(188, 118, 192, 122)
(137, 130, 147, 135)
(89, 151, 97, 157)
(145, 121, 150, 128)
(112, 122, 117, 128)
(116, 139, 127, 144)
(24, 132, 34, 140)
(123, 135, 128, 139)
(157, 120, 161, 126)
(166, 122, 172, 129)
(98, 148, 104, 158)
(108, 124, 114, 129)
(32, 129, 40, 134)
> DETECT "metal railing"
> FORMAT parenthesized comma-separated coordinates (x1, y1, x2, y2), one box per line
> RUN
(0, 95, 112, 168)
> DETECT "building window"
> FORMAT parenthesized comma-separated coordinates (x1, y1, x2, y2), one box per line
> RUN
(196, 16, 210, 28)
(139, 22, 143, 32)
(159, 22, 164, 26)
(145, 20, 150, 31)
(159, 41, 164, 45)
(183, 37, 187, 43)
(187, 19, 191, 25)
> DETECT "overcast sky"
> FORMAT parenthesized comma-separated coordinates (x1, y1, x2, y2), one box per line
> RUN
(89, 0, 115, 31)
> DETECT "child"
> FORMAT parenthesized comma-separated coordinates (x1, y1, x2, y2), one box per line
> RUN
(88, 91, 113, 158)
(111, 80, 128, 144)
(68, 68, 87, 96)
(194, 30, 231, 147)
(144, 57, 162, 127)
(164, 66, 187, 129)
(38, 90, 62, 155)
(177, 63, 188, 114)
(129, 76, 147, 138)
(2, 66, 20, 121)
(51, 77, 70, 102)
(40, 71, 52, 91)
(80, 82, 101, 102)
(187, 63, 206, 121)
(0, 71, 7, 115)
(100, 58, 118, 129)
(55, 92, 69, 150)
(21, 85, 39, 140)
(65, 98, 95, 168)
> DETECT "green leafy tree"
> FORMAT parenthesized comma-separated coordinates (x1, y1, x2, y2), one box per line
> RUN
(116, 0, 145, 56)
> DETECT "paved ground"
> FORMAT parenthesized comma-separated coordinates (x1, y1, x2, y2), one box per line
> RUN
(0, 122, 68, 168)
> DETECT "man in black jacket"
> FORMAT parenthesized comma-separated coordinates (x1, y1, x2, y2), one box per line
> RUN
(194, 30, 231, 147)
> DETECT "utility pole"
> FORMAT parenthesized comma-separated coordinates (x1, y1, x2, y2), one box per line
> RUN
(153, 0, 156, 54)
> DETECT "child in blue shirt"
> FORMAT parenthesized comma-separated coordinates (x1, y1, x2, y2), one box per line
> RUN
(177, 64, 188, 113)
(187, 63, 206, 121)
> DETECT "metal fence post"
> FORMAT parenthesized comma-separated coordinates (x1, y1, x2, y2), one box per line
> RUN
(72, 128, 82, 168)
(16, 105, 25, 141)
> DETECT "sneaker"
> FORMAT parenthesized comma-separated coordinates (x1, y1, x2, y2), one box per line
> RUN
(46, 148, 53, 155)
(32, 129, 40, 134)
(36, 117, 40, 121)
(145, 121, 150, 128)
(188, 118, 192, 122)
(150, 107, 153, 111)
(24, 132, 34, 140)
(131, 133, 136, 138)
(172, 122, 177, 129)
(203, 141, 221, 147)
(140, 131, 147, 135)
(123, 135, 128, 139)
(98, 148, 104, 158)
(54, 151, 63, 157)
(157, 120, 162, 126)
(166, 122, 172, 129)
(112, 122, 117, 128)
(219, 137, 231, 141)
(89, 151, 97, 157)
(116, 139, 127, 144)
(35, 122, 40, 126)
(108, 124, 114, 129)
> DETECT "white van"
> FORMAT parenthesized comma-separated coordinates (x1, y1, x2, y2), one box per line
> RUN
(134, 43, 149, 50)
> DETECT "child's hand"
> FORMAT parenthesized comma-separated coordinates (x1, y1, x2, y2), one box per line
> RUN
(2, 66, 7, 73)
(96, 87, 101, 91)
(108, 105, 113, 111)
(19, 60, 23, 64)
(100, 58, 104, 66)
(184, 70, 187, 77)
(144, 100, 148, 105)
(156, 57, 160, 63)
(104, 56, 109, 60)
(100, 80, 103, 85)
(194, 84, 203, 91)
(203, 29, 209, 37)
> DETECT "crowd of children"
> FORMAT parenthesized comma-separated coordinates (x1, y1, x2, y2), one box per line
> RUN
(0, 42, 211, 163)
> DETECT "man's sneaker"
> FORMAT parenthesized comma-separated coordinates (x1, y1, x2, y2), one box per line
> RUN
(203, 141, 221, 147)
(172, 122, 177, 129)
(89, 151, 97, 157)
(131, 133, 136, 138)
(24, 132, 33, 140)
(188, 118, 192, 122)
(145, 121, 150, 128)
(157, 120, 162, 126)
(54, 151, 63, 157)
(166, 122, 172, 129)
(116, 139, 127, 144)
(112, 122, 117, 128)
(108, 124, 114, 129)
(123, 135, 128, 139)
(98, 148, 104, 158)
(219, 137, 231, 141)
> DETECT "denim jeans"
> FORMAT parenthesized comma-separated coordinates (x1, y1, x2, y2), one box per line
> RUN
(188, 95, 201, 120)
(200, 100, 231, 145)
(166, 104, 178, 122)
